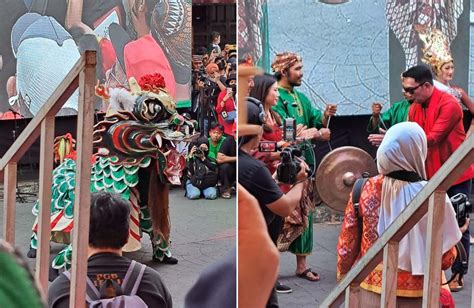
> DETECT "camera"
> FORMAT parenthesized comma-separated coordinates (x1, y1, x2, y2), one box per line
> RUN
(276, 145, 303, 184)
(194, 148, 205, 158)
(450, 193, 472, 227)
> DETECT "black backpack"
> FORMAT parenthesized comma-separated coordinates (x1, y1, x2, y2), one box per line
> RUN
(63, 260, 148, 307)
(190, 158, 218, 190)
(351, 173, 370, 230)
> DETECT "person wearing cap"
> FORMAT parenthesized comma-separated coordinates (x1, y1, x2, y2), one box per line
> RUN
(205, 62, 226, 93)
(239, 99, 308, 307)
(216, 72, 237, 137)
(403, 64, 474, 291)
(271, 51, 337, 283)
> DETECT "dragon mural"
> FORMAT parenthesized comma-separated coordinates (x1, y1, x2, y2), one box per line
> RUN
(27, 73, 197, 270)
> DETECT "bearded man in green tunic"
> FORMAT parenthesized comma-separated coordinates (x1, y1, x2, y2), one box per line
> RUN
(271, 52, 337, 282)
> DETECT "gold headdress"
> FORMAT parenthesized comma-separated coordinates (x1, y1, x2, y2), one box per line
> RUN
(419, 29, 453, 75)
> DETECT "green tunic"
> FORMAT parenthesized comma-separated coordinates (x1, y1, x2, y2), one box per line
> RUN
(208, 136, 226, 161)
(272, 86, 324, 166)
(273, 85, 323, 255)
(367, 99, 411, 133)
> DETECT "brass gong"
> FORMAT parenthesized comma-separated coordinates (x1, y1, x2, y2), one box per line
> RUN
(316, 146, 377, 212)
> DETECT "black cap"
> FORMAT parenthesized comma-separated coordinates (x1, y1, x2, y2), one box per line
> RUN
(226, 72, 236, 85)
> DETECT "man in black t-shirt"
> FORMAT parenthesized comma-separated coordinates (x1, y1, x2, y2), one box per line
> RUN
(48, 192, 172, 308)
(238, 99, 307, 307)
(217, 125, 236, 199)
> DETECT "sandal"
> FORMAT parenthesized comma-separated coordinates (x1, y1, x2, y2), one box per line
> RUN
(296, 268, 320, 281)
(221, 192, 231, 199)
(448, 274, 464, 292)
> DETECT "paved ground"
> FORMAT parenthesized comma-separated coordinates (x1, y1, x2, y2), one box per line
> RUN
(0, 187, 236, 308)
(277, 223, 473, 307)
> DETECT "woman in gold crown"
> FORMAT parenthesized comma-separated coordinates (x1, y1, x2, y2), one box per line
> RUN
(421, 29, 474, 116)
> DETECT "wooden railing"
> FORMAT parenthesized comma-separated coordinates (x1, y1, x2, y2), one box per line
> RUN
(321, 129, 474, 307)
(238, 65, 263, 137)
(1, 51, 96, 307)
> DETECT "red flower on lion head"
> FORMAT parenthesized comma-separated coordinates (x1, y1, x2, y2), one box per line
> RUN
(138, 73, 167, 93)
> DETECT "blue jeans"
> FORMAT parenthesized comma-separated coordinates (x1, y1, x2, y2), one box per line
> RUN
(185, 180, 217, 200)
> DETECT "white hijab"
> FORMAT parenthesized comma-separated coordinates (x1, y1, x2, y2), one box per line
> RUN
(376, 122, 461, 275)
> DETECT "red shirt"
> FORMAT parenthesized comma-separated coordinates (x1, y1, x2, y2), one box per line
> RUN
(216, 90, 236, 136)
(408, 87, 473, 185)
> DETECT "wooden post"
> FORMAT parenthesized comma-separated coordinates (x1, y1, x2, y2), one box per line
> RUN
(36, 116, 55, 290)
(422, 191, 445, 308)
(69, 51, 96, 307)
(3, 163, 17, 244)
(238, 66, 263, 137)
(381, 241, 399, 308)
(344, 284, 360, 308)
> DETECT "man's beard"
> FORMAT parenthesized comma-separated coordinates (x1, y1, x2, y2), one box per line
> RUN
(288, 78, 302, 87)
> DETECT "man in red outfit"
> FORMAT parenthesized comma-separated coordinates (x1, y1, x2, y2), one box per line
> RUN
(402, 64, 473, 291)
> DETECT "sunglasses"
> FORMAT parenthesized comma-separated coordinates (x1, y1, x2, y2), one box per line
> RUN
(402, 82, 425, 94)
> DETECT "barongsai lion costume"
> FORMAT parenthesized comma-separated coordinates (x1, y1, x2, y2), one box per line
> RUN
(28, 73, 197, 269)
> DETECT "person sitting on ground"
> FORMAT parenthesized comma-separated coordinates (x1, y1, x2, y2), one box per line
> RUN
(48, 192, 172, 308)
(202, 123, 227, 161)
(217, 122, 237, 199)
(185, 141, 219, 200)
(337, 122, 461, 306)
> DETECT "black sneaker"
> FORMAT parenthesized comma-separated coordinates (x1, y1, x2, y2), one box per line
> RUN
(275, 281, 292, 294)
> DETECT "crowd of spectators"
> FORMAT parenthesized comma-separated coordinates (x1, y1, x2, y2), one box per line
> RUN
(187, 31, 237, 199)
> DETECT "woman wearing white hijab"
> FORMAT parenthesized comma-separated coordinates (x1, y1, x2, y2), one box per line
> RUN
(337, 122, 461, 306)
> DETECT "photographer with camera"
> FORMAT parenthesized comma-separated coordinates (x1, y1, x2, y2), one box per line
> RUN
(184, 141, 219, 200)
(191, 60, 226, 136)
(239, 99, 308, 307)
(216, 72, 237, 137)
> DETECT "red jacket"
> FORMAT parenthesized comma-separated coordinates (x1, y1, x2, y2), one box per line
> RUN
(216, 90, 236, 136)
(408, 87, 473, 185)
